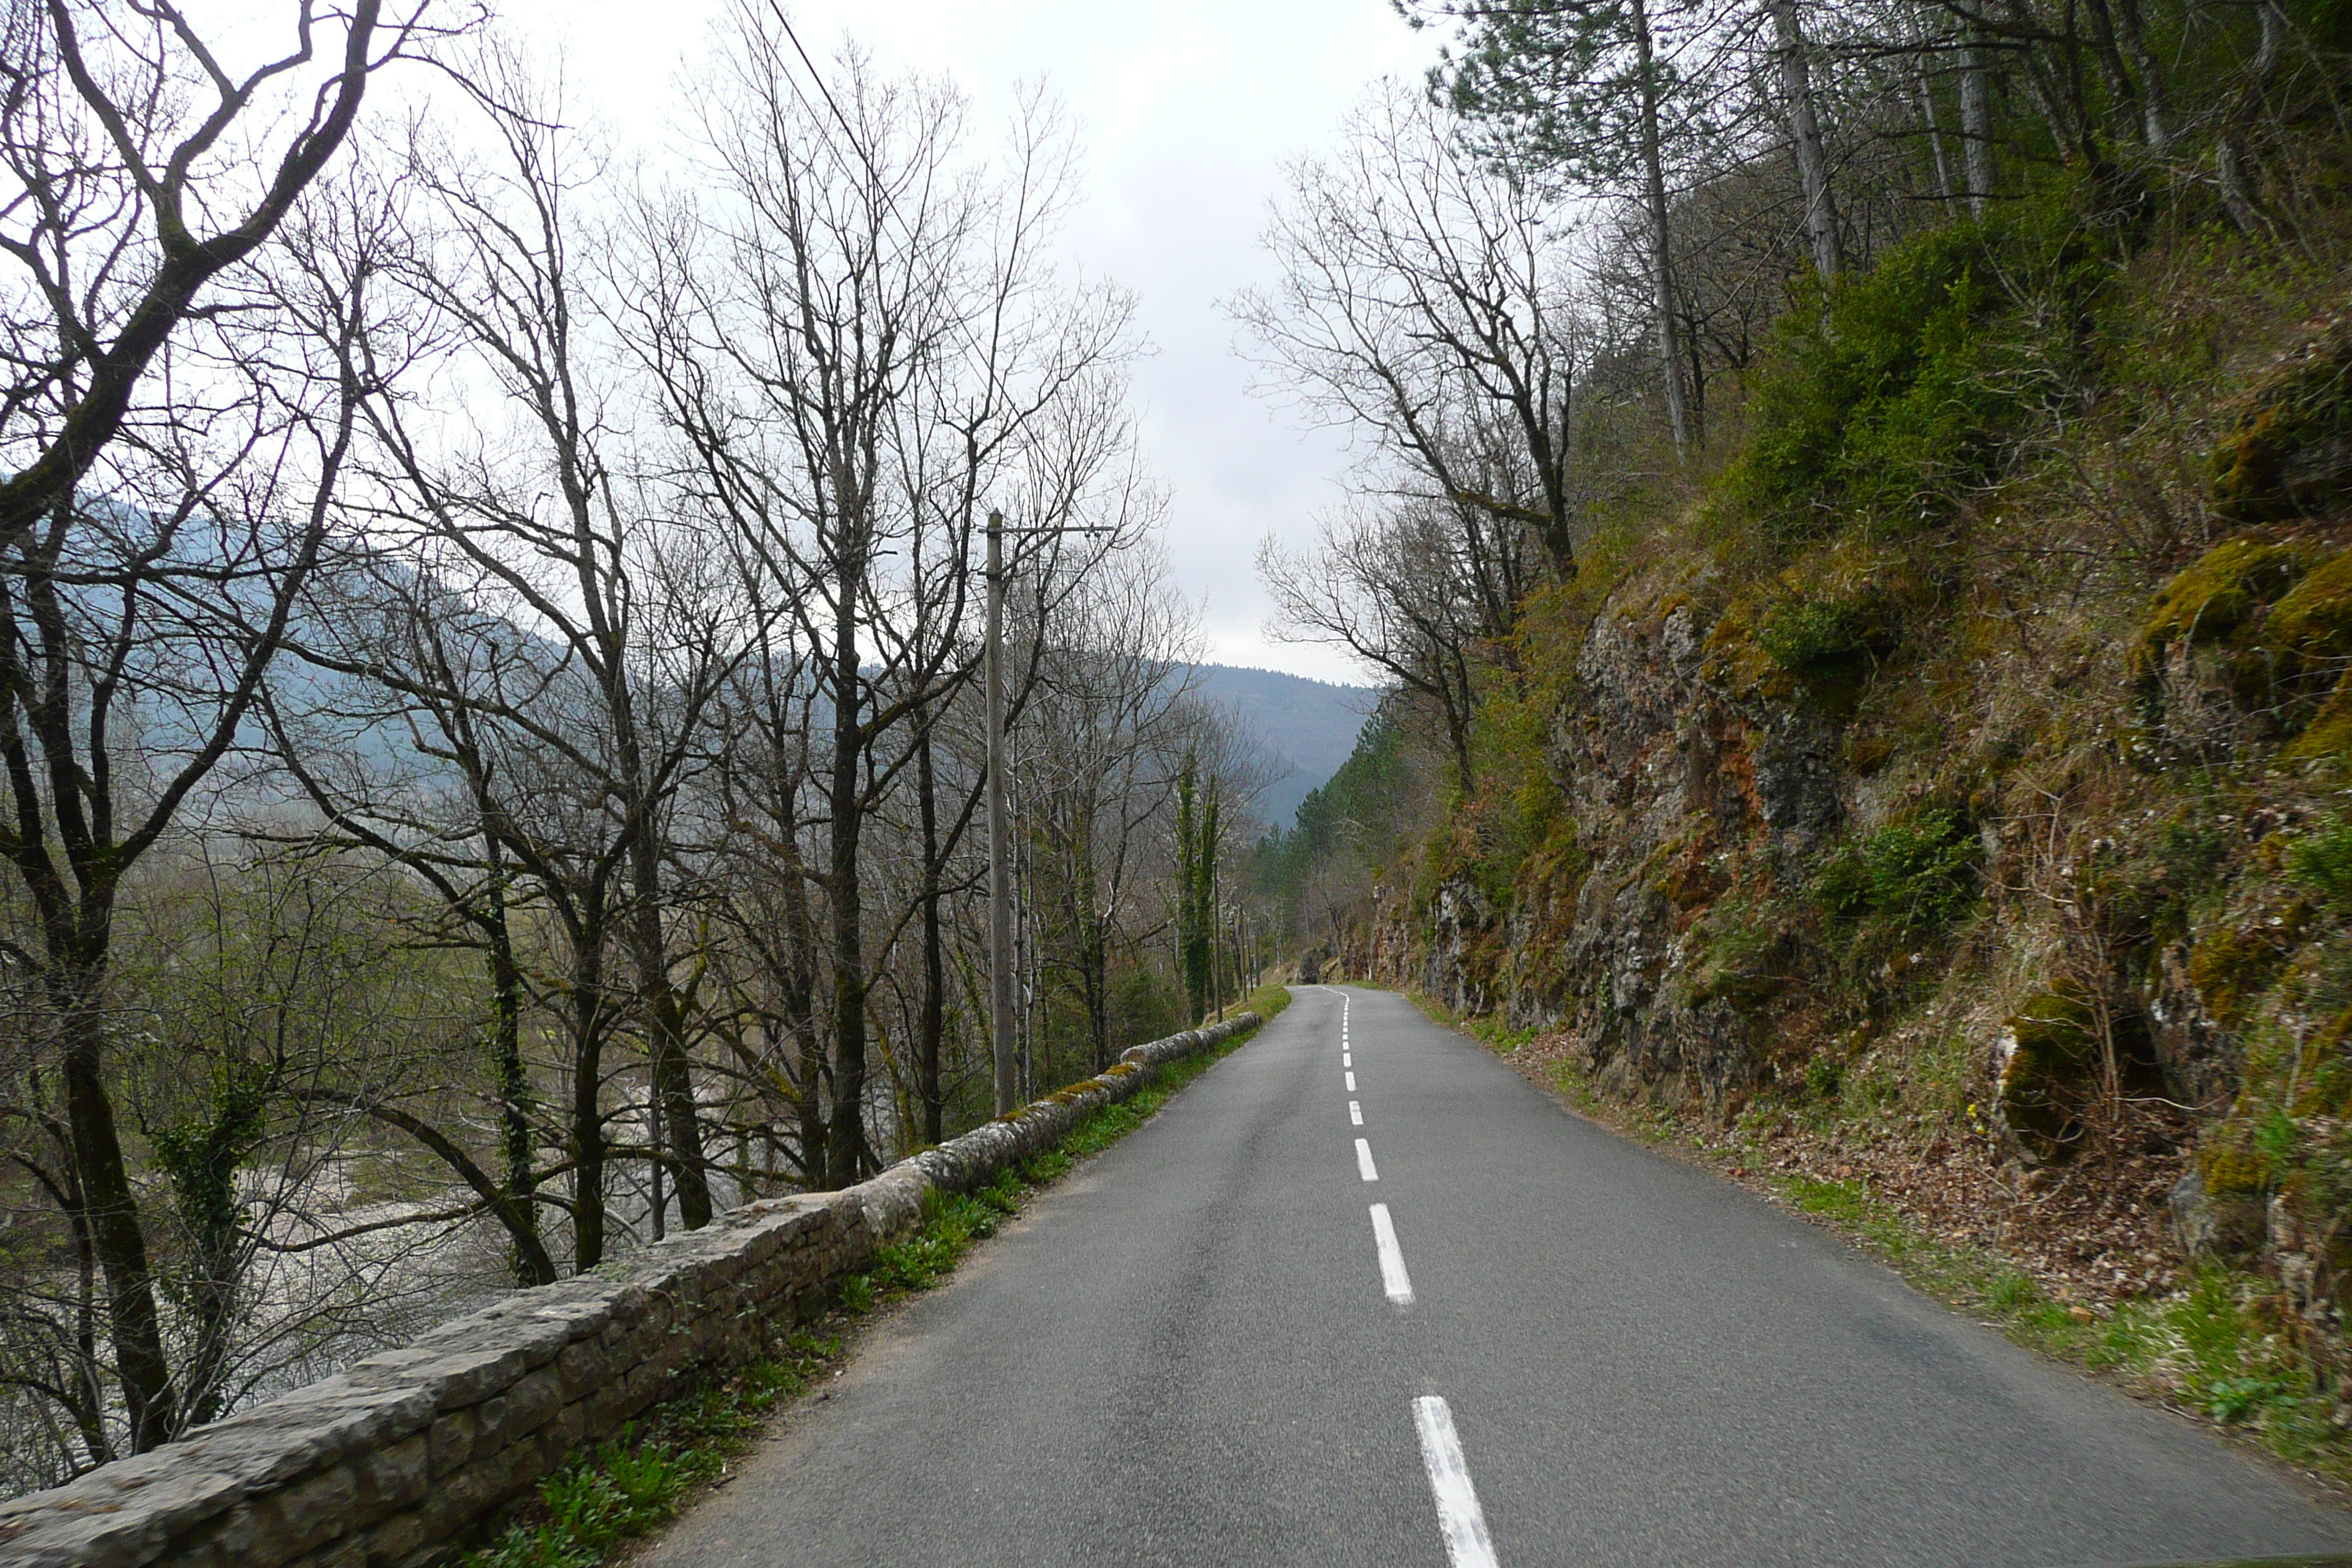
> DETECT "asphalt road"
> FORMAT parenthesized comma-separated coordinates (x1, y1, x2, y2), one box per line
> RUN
(641, 984, 2352, 1567)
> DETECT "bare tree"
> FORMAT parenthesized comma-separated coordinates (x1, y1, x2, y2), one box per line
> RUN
(1260, 499, 1487, 791)
(0, 1, 431, 553)
(0, 0, 437, 1460)
(0, 154, 375, 1461)
(1235, 84, 1594, 582)
(1767, 0, 1844, 278)
(641, 15, 1141, 1183)
(1015, 542, 1199, 1072)
(269, 45, 755, 1270)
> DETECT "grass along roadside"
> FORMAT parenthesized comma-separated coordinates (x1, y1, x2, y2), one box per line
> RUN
(459, 984, 1290, 1568)
(1407, 990, 2352, 1489)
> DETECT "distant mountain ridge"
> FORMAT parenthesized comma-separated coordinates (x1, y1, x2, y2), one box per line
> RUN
(1187, 664, 1376, 829)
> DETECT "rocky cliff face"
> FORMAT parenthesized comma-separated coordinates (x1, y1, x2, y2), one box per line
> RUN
(1419, 591, 1847, 1116)
(1382, 310, 2352, 1396)
(1561, 603, 1845, 1110)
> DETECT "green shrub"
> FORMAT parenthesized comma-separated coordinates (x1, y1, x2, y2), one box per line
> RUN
(2209, 1373, 2296, 1424)
(2152, 815, 2229, 885)
(1814, 807, 1981, 936)
(1730, 208, 2102, 540)
(2289, 816, 2352, 904)
(1986, 1270, 2038, 1310)
(1756, 589, 1907, 713)
(1757, 595, 1899, 674)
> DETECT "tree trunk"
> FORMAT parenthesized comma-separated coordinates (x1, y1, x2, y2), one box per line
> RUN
(483, 860, 549, 1284)
(2081, 0, 2144, 142)
(1919, 64, 1956, 203)
(634, 911, 712, 1229)
(2111, 0, 2168, 150)
(1079, 823, 1110, 1074)
(568, 936, 610, 1271)
(2217, 0, 2287, 234)
(56, 1155, 111, 1468)
(1629, 0, 1694, 454)
(1768, 0, 1843, 280)
(2217, 135, 2266, 233)
(2011, 1, 2092, 167)
(917, 723, 947, 1145)
(825, 572, 872, 1185)
(1959, 33, 1998, 216)
(2254, 0, 2286, 80)
(771, 821, 828, 1189)
(57, 960, 180, 1452)
(616, 686, 712, 1227)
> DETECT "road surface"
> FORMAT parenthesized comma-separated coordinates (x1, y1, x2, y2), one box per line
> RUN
(641, 984, 2352, 1567)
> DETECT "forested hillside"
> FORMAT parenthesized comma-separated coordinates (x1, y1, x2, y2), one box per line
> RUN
(1189, 665, 1375, 823)
(1247, 0, 2352, 1465)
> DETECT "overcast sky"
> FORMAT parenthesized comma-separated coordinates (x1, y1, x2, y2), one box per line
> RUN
(461, 0, 1441, 686)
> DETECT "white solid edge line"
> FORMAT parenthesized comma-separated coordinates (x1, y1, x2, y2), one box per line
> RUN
(1349, 1100, 1363, 1126)
(1369, 1202, 1414, 1305)
(1413, 1397, 1499, 1568)
(1344, 1071, 1357, 1092)
(1355, 1137, 1379, 1182)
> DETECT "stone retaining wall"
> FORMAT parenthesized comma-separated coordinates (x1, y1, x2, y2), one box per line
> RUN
(0, 1014, 1262, 1568)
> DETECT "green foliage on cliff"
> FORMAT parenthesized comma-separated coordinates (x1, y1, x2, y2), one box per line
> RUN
(2288, 815, 2352, 904)
(1257, 0, 2352, 1482)
(1757, 594, 1899, 675)
(1729, 212, 2095, 540)
(1813, 809, 1982, 940)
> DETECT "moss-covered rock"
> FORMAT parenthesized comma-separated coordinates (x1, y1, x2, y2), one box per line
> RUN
(2130, 534, 2328, 683)
(2282, 672, 2352, 763)
(2187, 900, 2312, 1024)
(2264, 546, 2352, 663)
(1701, 600, 1801, 705)
(2213, 314, 2352, 524)
(2168, 1168, 2267, 1262)
(1995, 982, 2101, 1164)
(2198, 1118, 2274, 1197)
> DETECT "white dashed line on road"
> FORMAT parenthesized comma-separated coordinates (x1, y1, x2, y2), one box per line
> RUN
(1369, 1202, 1413, 1305)
(1349, 1100, 1362, 1126)
(1413, 1397, 1499, 1568)
(1355, 1138, 1379, 1181)
(1344, 1071, 1356, 1092)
